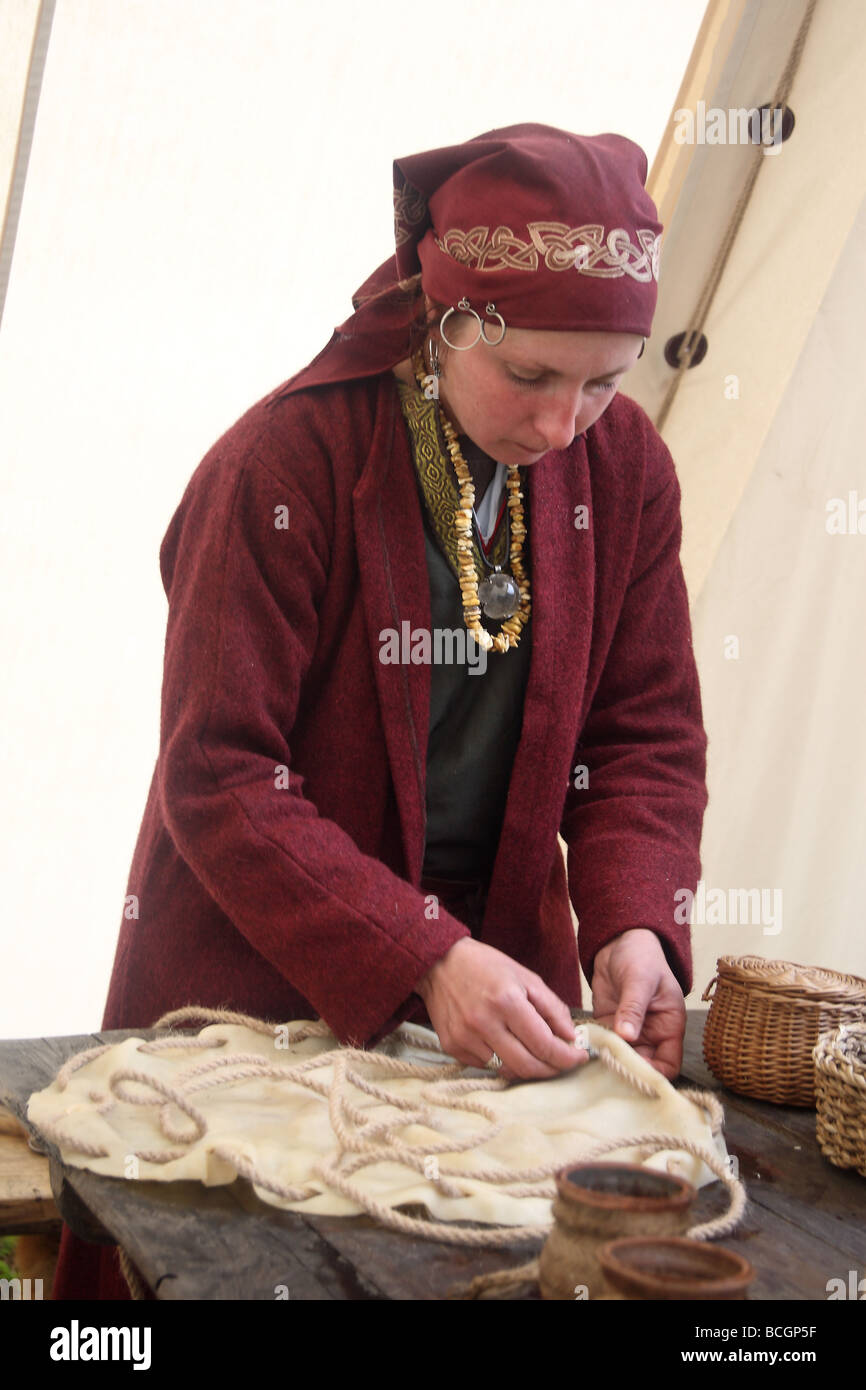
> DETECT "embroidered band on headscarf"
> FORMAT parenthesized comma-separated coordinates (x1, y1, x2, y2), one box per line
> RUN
(396, 124, 661, 332)
(269, 122, 662, 400)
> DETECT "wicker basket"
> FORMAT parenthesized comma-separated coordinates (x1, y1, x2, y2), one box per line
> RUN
(814, 1025, 866, 1177)
(701, 956, 866, 1107)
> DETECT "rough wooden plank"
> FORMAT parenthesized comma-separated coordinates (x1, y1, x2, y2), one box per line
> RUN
(0, 1033, 388, 1298)
(49, 1155, 116, 1245)
(0, 1132, 58, 1234)
(0, 1030, 557, 1298)
(0, 1106, 59, 1233)
(0, 1033, 153, 1243)
(681, 1011, 861, 1217)
(702, 1188, 863, 1301)
(301, 1013, 865, 1300)
(679, 1012, 866, 1278)
(3, 1019, 860, 1301)
(302, 1213, 544, 1300)
(308, 1175, 858, 1301)
(705, 1101, 866, 1268)
(0, 1106, 27, 1136)
(60, 1168, 386, 1300)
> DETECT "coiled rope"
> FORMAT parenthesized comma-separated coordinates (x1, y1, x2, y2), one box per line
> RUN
(40, 1006, 746, 1297)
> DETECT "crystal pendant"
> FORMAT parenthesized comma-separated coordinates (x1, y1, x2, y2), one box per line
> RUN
(477, 568, 520, 619)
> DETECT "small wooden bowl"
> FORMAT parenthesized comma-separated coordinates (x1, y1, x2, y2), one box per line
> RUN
(599, 1236, 755, 1300)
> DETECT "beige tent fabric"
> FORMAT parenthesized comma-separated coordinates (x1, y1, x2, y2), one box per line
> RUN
(0, 0, 53, 324)
(633, 0, 865, 599)
(625, 0, 866, 985)
(28, 1016, 735, 1240)
(0, 1, 40, 221)
(689, 190, 866, 986)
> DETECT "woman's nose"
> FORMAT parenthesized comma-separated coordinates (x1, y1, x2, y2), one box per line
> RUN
(532, 392, 586, 451)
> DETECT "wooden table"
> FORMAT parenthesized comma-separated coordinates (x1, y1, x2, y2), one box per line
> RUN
(1, 1011, 863, 1300)
(0, 1104, 59, 1236)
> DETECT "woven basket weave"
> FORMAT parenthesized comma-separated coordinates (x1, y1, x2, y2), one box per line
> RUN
(702, 956, 866, 1107)
(814, 1025, 866, 1177)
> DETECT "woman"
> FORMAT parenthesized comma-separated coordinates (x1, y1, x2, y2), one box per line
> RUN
(52, 122, 708, 1298)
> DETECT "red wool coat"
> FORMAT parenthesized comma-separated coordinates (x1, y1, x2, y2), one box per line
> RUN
(102, 368, 708, 1040)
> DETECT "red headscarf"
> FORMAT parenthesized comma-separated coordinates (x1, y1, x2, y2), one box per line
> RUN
(274, 122, 662, 398)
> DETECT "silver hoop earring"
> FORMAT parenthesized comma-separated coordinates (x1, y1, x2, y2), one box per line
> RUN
(480, 302, 506, 347)
(439, 298, 482, 351)
(637, 336, 646, 359)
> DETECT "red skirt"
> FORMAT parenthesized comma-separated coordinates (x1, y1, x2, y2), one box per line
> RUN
(51, 1227, 155, 1300)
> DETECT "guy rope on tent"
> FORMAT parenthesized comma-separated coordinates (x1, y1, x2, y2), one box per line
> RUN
(33, 1006, 747, 1297)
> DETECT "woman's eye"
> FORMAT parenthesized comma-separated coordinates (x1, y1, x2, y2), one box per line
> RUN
(508, 370, 543, 390)
(507, 370, 618, 394)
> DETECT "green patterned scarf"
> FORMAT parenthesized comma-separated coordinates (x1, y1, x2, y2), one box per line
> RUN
(396, 378, 528, 579)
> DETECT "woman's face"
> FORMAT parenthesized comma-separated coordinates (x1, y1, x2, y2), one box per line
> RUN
(432, 308, 645, 468)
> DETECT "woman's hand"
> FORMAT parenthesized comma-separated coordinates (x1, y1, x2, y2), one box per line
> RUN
(415, 938, 587, 1080)
(590, 928, 686, 1080)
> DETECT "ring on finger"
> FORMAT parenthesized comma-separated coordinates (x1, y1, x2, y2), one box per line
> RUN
(486, 1051, 503, 1071)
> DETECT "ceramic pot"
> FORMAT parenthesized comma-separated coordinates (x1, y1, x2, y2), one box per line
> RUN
(599, 1236, 755, 1300)
(537, 1162, 696, 1301)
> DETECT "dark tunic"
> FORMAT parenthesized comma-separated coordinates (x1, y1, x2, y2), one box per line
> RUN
(419, 442, 533, 883)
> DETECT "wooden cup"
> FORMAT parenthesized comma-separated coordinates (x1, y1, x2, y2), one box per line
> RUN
(599, 1236, 755, 1300)
(538, 1162, 696, 1301)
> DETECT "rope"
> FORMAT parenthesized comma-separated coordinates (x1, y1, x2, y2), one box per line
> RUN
(458, 1259, 541, 1300)
(679, 1086, 725, 1136)
(48, 1007, 746, 1254)
(576, 1132, 745, 1240)
(455, 1118, 744, 1298)
(150, 1006, 296, 1036)
(592, 1045, 663, 1100)
(117, 1246, 148, 1301)
(55, 1044, 114, 1092)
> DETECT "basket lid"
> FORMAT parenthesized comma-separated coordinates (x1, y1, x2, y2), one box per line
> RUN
(715, 955, 866, 1003)
(813, 1023, 866, 1084)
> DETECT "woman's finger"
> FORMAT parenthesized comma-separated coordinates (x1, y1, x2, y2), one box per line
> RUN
(496, 995, 588, 1077)
(524, 976, 581, 1044)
